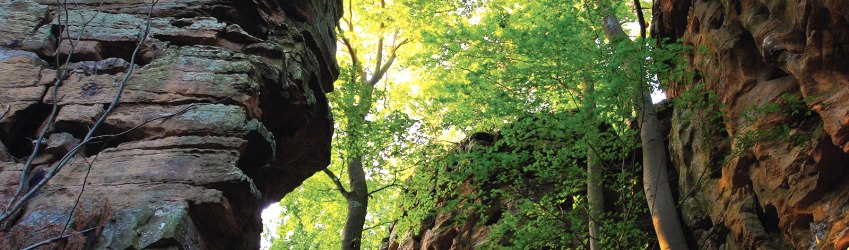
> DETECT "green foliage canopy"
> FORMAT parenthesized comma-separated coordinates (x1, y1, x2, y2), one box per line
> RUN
(270, 0, 693, 248)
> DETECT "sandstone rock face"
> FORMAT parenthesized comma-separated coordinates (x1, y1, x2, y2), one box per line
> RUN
(0, 0, 340, 249)
(654, 0, 849, 249)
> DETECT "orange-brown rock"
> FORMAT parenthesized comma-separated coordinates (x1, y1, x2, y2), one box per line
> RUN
(0, 0, 341, 249)
(654, 0, 849, 249)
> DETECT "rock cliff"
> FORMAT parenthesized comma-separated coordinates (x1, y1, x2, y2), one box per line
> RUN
(654, 0, 849, 249)
(0, 0, 340, 249)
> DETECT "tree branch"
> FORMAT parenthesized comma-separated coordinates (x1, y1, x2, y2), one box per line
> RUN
(339, 33, 368, 84)
(367, 0, 391, 86)
(361, 221, 391, 232)
(0, 0, 158, 224)
(368, 38, 409, 86)
(341, 16, 353, 32)
(347, 0, 354, 31)
(0, 104, 10, 120)
(372, 37, 385, 83)
(368, 183, 401, 196)
(340, 34, 359, 68)
(323, 168, 350, 196)
(632, 0, 647, 39)
(21, 226, 98, 250)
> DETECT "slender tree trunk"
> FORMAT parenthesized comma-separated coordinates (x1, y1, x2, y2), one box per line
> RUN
(342, 157, 368, 250)
(636, 91, 687, 249)
(597, 5, 687, 249)
(334, 1, 404, 247)
(584, 82, 604, 250)
(587, 148, 604, 249)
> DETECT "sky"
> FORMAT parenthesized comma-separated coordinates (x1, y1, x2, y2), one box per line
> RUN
(261, 203, 283, 249)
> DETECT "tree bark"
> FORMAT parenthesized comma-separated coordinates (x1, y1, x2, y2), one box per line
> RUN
(342, 157, 369, 250)
(636, 91, 687, 249)
(597, 4, 688, 249)
(587, 149, 603, 249)
(584, 82, 604, 250)
(333, 1, 406, 248)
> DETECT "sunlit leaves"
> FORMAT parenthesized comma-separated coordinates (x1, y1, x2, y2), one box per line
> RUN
(274, 0, 689, 248)
(273, 0, 426, 248)
(391, 0, 674, 248)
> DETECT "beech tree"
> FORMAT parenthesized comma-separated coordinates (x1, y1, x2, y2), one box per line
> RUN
(329, 1, 407, 248)
(272, 0, 415, 249)
(596, 0, 688, 248)
(272, 0, 691, 248)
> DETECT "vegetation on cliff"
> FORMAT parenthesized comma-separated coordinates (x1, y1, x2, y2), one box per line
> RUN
(269, 0, 695, 249)
(270, 0, 849, 249)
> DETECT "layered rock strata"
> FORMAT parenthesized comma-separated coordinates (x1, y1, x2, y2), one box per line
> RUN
(0, 0, 340, 248)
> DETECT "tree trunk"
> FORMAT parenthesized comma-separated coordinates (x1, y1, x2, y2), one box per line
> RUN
(636, 91, 687, 249)
(342, 157, 368, 250)
(597, 6, 688, 250)
(334, 1, 405, 247)
(584, 82, 604, 250)
(587, 151, 603, 249)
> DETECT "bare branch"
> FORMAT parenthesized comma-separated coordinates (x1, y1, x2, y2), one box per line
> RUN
(21, 226, 98, 250)
(0, 104, 10, 120)
(61, 154, 89, 236)
(0, 0, 159, 224)
(88, 101, 221, 144)
(5, 0, 108, 215)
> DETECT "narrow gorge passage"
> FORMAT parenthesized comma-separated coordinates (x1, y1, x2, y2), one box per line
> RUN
(2, 0, 849, 249)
